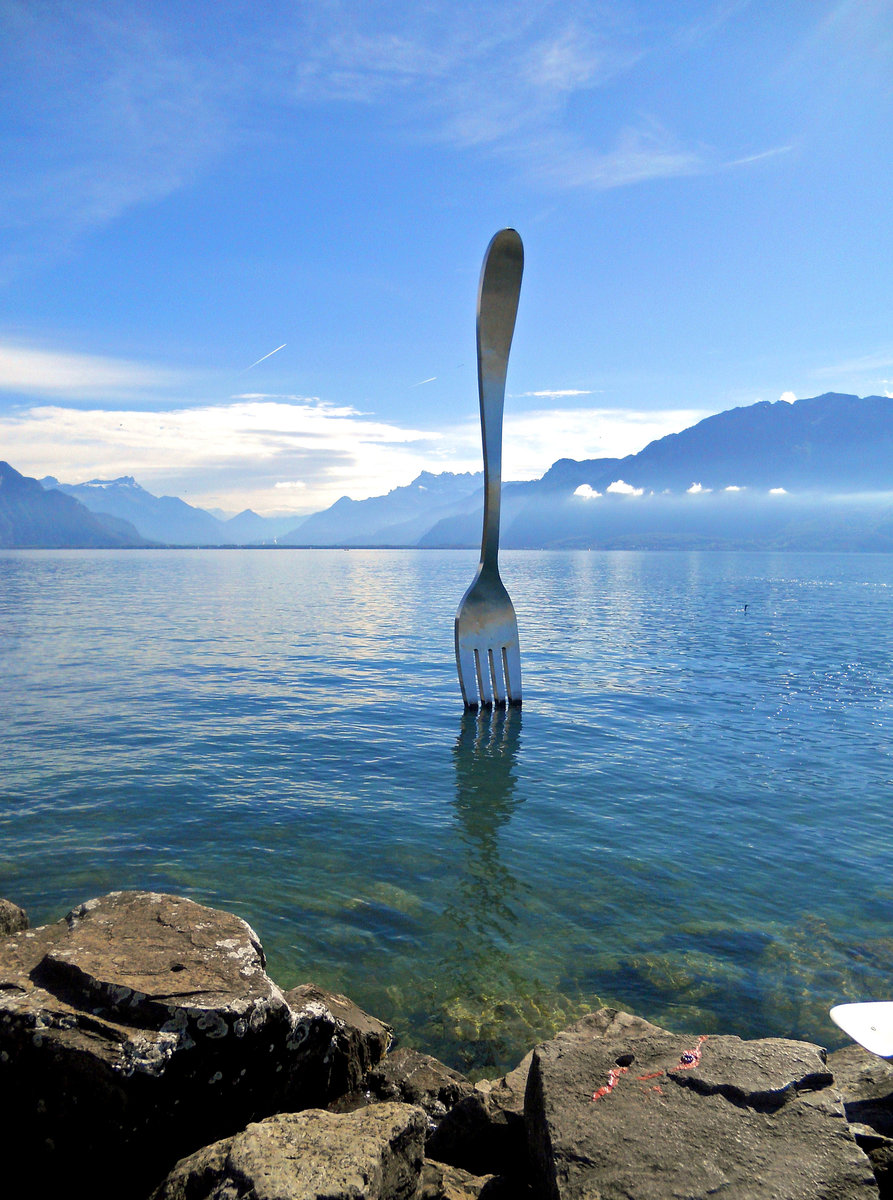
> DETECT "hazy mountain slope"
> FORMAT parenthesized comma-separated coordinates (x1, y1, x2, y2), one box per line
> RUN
(499, 489, 893, 551)
(280, 471, 483, 545)
(1, 463, 151, 548)
(535, 457, 623, 491)
(40, 477, 297, 544)
(221, 509, 298, 543)
(42, 476, 229, 544)
(416, 479, 541, 548)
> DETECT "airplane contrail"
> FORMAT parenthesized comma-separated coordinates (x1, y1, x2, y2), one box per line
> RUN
(244, 344, 287, 371)
(412, 376, 437, 387)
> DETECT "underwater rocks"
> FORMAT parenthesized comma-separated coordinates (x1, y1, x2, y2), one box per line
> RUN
(1, 892, 891, 1199)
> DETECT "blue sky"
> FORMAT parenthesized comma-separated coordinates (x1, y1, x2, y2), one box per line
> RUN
(1, 0, 892, 515)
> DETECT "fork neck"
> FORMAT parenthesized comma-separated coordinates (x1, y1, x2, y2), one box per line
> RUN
(479, 373, 504, 573)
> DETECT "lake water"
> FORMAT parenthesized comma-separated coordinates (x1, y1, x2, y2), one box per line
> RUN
(1, 548, 891, 1075)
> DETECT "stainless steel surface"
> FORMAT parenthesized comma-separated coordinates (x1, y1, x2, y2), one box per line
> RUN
(454, 228, 523, 708)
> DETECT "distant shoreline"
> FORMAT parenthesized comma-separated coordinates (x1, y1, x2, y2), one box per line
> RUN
(4, 543, 893, 553)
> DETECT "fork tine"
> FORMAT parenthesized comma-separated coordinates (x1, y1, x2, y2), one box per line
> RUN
(503, 644, 522, 706)
(456, 644, 479, 708)
(474, 647, 494, 706)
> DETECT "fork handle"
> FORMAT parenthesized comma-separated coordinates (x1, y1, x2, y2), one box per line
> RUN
(477, 229, 523, 570)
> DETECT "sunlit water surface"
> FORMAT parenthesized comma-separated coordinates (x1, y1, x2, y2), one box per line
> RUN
(2, 549, 891, 1074)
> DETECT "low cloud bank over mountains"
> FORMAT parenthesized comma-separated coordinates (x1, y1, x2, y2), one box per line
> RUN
(3, 393, 892, 550)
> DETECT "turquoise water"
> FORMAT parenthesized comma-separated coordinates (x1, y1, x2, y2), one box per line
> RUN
(1, 548, 891, 1074)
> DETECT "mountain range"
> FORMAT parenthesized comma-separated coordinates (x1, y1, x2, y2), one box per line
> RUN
(2, 392, 892, 550)
(0, 463, 152, 548)
(38, 475, 298, 546)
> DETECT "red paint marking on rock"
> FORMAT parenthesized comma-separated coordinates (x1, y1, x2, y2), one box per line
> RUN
(674, 1035, 708, 1070)
(591, 1064, 628, 1102)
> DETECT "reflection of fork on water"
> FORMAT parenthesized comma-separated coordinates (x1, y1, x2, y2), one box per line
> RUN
(452, 706, 523, 843)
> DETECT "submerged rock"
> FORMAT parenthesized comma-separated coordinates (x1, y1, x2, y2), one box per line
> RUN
(0, 891, 337, 1197)
(150, 1102, 427, 1200)
(525, 1007, 878, 1199)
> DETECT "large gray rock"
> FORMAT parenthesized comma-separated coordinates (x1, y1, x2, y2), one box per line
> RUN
(829, 1042, 893, 1138)
(0, 891, 338, 1198)
(829, 1043, 893, 1196)
(286, 982, 392, 1102)
(0, 897, 28, 934)
(150, 1102, 426, 1200)
(525, 1007, 878, 1200)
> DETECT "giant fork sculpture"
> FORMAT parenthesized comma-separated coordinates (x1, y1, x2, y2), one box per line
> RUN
(454, 229, 523, 709)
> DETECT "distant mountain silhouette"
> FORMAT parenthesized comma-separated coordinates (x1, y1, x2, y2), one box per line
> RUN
(536, 457, 623, 491)
(561, 392, 893, 494)
(0, 463, 150, 548)
(40, 476, 295, 545)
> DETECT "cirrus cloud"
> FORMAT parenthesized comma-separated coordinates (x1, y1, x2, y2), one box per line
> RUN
(0, 342, 181, 398)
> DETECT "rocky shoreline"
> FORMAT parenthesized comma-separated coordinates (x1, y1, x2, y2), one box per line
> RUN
(1, 891, 891, 1199)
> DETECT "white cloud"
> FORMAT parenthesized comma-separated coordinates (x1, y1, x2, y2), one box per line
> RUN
(0, 387, 715, 515)
(725, 484, 743, 491)
(728, 145, 794, 169)
(0, 397, 444, 514)
(272, 7, 777, 196)
(0, 342, 179, 398)
(769, 487, 788, 495)
(687, 482, 711, 493)
(574, 484, 601, 499)
(500, 406, 710, 479)
(514, 389, 594, 398)
(606, 479, 643, 496)
(779, 390, 797, 403)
